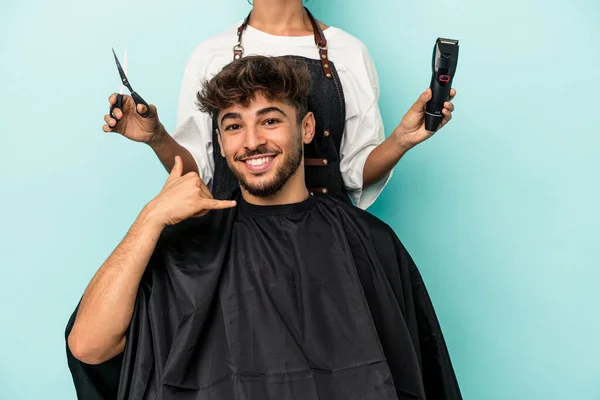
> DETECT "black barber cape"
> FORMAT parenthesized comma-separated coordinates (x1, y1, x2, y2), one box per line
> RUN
(65, 189, 462, 399)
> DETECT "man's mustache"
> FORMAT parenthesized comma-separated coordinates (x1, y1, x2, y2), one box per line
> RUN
(234, 145, 281, 161)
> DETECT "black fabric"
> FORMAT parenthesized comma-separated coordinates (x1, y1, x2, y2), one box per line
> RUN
(210, 56, 351, 206)
(65, 189, 462, 399)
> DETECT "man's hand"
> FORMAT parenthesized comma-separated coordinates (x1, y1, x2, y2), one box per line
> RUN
(393, 88, 457, 150)
(144, 156, 237, 227)
(103, 93, 165, 145)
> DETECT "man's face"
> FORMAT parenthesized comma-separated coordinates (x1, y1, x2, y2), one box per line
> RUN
(217, 95, 314, 198)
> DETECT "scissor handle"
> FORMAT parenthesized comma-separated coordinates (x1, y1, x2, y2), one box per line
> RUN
(109, 93, 123, 120)
(131, 92, 150, 118)
(109, 92, 150, 121)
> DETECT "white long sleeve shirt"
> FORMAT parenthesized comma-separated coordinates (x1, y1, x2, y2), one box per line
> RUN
(172, 21, 392, 209)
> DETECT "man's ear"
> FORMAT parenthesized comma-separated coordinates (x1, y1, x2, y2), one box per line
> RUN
(301, 112, 316, 144)
(216, 129, 225, 157)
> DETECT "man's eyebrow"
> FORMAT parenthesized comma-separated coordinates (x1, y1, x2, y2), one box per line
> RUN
(220, 112, 242, 125)
(256, 107, 287, 117)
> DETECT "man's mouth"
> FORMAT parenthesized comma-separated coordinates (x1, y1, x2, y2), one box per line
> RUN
(241, 154, 277, 172)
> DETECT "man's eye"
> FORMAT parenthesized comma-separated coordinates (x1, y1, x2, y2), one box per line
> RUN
(264, 119, 280, 125)
(225, 124, 241, 131)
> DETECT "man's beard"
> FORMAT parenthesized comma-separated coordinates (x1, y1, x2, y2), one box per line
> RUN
(227, 131, 304, 198)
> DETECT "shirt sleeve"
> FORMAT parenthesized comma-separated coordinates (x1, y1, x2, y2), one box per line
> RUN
(171, 54, 216, 188)
(337, 44, 392, 210)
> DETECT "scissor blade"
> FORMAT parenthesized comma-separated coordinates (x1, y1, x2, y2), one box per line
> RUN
(112, 47, 133, 92)
(121, 49, 127, 94)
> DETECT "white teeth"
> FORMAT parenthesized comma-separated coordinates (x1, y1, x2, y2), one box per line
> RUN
(246, 157, 272, 166)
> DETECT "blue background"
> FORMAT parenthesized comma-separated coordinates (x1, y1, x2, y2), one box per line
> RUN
(1, 0, 599, 398)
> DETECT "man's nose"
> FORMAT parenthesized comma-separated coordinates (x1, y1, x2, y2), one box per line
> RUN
(243, 126, 267, 150)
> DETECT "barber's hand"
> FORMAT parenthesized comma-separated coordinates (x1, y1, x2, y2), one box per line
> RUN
(393, 88, 456, 149)
(103, 93, 164, 145)
(144, 156, 237, 227)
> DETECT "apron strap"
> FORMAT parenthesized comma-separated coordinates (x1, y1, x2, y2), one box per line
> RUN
(233, 12, 250, 60)
(233, 7, 333, 79)
(304, 8, 333, 79)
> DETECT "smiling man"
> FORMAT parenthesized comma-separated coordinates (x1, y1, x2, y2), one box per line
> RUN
(65, 56, 462, 400)
(198, 55, 318, 205)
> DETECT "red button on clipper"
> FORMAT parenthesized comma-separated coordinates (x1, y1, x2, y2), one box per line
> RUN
(439, 74, 451, 83)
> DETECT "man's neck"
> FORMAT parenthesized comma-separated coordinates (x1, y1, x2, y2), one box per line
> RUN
(248, 0, 312, 36)
(241, 169, 310, 206)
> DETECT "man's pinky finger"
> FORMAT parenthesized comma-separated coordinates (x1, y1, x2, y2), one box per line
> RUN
(205, 200, 237, 209)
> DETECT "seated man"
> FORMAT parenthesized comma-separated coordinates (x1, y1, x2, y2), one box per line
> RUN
(66, 55, 462, 400)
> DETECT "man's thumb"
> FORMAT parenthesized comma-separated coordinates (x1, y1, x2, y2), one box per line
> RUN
(168, 156, 183, 180)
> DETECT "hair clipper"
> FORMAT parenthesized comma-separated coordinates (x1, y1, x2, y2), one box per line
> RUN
(425, 38, 459, 132)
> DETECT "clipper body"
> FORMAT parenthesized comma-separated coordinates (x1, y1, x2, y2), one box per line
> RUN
(425, 38, 459, 132)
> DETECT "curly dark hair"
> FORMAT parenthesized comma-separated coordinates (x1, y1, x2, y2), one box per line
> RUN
(196, 55, 312, 124)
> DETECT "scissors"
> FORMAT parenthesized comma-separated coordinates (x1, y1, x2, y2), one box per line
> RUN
(109, 48, 150, 121)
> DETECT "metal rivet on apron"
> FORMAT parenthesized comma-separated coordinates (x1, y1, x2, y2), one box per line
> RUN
(322, 159, 328, 166)
(323, 130, 330, 137)
(234, 55, 240, 59)
(324, 63, 329, 68)
(326, 73, 332, 78)
(321, 54, 326, 59)
(322, 188, 328, 194)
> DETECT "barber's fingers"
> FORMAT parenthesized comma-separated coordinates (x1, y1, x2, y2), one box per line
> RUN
(438, 108, 453, 129)
(136, 103, 158, 118)
(411, 88, 457, 112)
(409, 89, 432, 112)
(442, 108, 452, 121)
(448, 88, 457, 101)
(137, 104, 148, 116)
(104, 114, 119, 128)
(110, 107, 123, 120)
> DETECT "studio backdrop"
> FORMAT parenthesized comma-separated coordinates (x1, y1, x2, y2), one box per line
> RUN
(0, 0, 598, 399)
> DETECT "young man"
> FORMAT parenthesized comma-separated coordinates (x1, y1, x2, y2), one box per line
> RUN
(67, 56, 462, 399)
